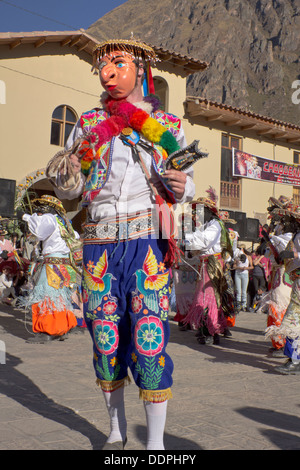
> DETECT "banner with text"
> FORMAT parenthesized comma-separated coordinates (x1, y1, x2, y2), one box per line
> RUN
(232, 148, 300, 186)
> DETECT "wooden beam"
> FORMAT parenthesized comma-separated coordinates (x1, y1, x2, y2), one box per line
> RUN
(187, 108, 207, 117)
(77, 41, 90, 51)
(206, 114, 224, 122)
(225, 119, 242, 126)
(34, 38, 46, 48)
(273, 132, 289, 139)
(10, 39, 21, 49)
(256, 128, 274, 136)
(240, 123, 257, 130)
(61, 37, 72, 47)
(69, 36, 81, 47)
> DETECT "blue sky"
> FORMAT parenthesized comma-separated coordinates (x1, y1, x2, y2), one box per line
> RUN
(0, 0, 128, 32)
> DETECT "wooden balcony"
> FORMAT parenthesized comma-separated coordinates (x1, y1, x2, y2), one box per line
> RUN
(293, 188, 300, 205)
(220, 181, 241, 210)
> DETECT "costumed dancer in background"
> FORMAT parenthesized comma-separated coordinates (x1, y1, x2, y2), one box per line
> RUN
(172, 205, 200, 330)
(20, 195, 82, 343)
(0, 225, 30, 298)
(261, 197, 293, 357)
(46, 38, 198, 450)
(264, 202, 300, 374)
(183, 188, 233, 345)
(0, 226, 14, 256)
(219, 212, 239, 331)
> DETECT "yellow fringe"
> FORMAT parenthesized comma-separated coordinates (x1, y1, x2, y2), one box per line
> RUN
(139, 387, 173, 402)
(96, 376, 131, 392)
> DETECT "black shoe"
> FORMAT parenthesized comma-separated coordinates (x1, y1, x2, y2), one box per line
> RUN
(26, 333, 66, 344)
(197, 335, 206, 344)
(213, 334, 220, 345)
(178, 322, 190, 331)
(274, 359, 300, 375)
(68, 326, 86, 334)
(205, 334, 213, 345)
(223, 328, 232, 338)
(271, 348, 286, 358)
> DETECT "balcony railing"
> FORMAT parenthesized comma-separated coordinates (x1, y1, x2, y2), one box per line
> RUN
(220, 181, 241, 210)
(293, 190, 300, 205)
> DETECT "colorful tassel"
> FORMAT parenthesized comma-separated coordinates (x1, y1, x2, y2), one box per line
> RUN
(79, 98, 181, 168)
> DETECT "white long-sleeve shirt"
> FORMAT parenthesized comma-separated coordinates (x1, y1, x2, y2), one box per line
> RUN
(0, 273, 12, 290)
(264, 232, 293, 264)
(54, 110, 195, 223)
(184, 219, 222, 255)
(22, 213, 69, 255)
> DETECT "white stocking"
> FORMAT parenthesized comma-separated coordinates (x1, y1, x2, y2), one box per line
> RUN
(102, 387, 127, 443)
(144, 400, 168, 450)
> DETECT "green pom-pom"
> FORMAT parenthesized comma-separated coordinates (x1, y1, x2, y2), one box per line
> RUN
(159, 130, 180, 155)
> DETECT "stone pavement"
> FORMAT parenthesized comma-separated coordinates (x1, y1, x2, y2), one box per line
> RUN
(0, 303, 299, 451)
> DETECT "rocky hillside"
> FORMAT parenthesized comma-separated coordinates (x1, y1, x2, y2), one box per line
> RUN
(87, 0, 300, 125)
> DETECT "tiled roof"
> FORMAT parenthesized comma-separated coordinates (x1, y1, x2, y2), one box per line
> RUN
(186, 96, 300, 146)
(0, 30, 208, 74)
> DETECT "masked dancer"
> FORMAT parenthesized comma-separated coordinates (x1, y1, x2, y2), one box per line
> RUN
(47, 38, 196, 449)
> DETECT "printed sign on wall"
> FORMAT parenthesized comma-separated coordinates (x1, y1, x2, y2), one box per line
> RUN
(232, 148, 300, 186)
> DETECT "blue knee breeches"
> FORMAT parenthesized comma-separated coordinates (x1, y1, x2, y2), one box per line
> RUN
(82, 237, 174, 401)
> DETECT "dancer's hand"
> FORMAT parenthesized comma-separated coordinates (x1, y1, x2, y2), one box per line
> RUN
(163, 169, 187, 200)
(69, 154, 81, 173)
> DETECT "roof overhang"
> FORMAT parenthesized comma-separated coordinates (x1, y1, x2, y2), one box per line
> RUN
(186, 96, 300, 147)
(0, 30, 208, 75)
(0, 30, 101, 60)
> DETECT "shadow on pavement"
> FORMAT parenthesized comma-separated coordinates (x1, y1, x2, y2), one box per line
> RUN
(0, 352, 106, 450)
(168, 320, 281, 374)
(236, 406, 300, 450)
(0, 305, 32, 341)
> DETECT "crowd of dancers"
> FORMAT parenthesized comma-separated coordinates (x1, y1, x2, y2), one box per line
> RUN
(1, 188, 300, 377)
(1, 190, 300, 375)
(171, 190, 300, 375)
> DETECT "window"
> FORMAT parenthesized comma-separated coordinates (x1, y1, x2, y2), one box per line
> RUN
(50, 105, 77, 147)
(153, 77, 168, 112)
(220, 133, 242, 210)
(221, 134, 241, 182)
(293, 151, 300, 204)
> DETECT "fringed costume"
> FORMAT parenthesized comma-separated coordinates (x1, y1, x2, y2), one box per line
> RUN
(261, 196, 293, 352)
(264, 233, 292, 350)
(183, 189, 233, 343)
(263, 200, 300, 374)
(21, 196, 82, 341)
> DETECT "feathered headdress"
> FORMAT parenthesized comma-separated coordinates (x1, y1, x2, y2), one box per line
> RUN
(206, 186, 218, 205)
(191, 186, 219, 215)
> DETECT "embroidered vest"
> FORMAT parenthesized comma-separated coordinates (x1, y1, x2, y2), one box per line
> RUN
(79, 108, 182, 206)
(56, 216, 83, 266)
